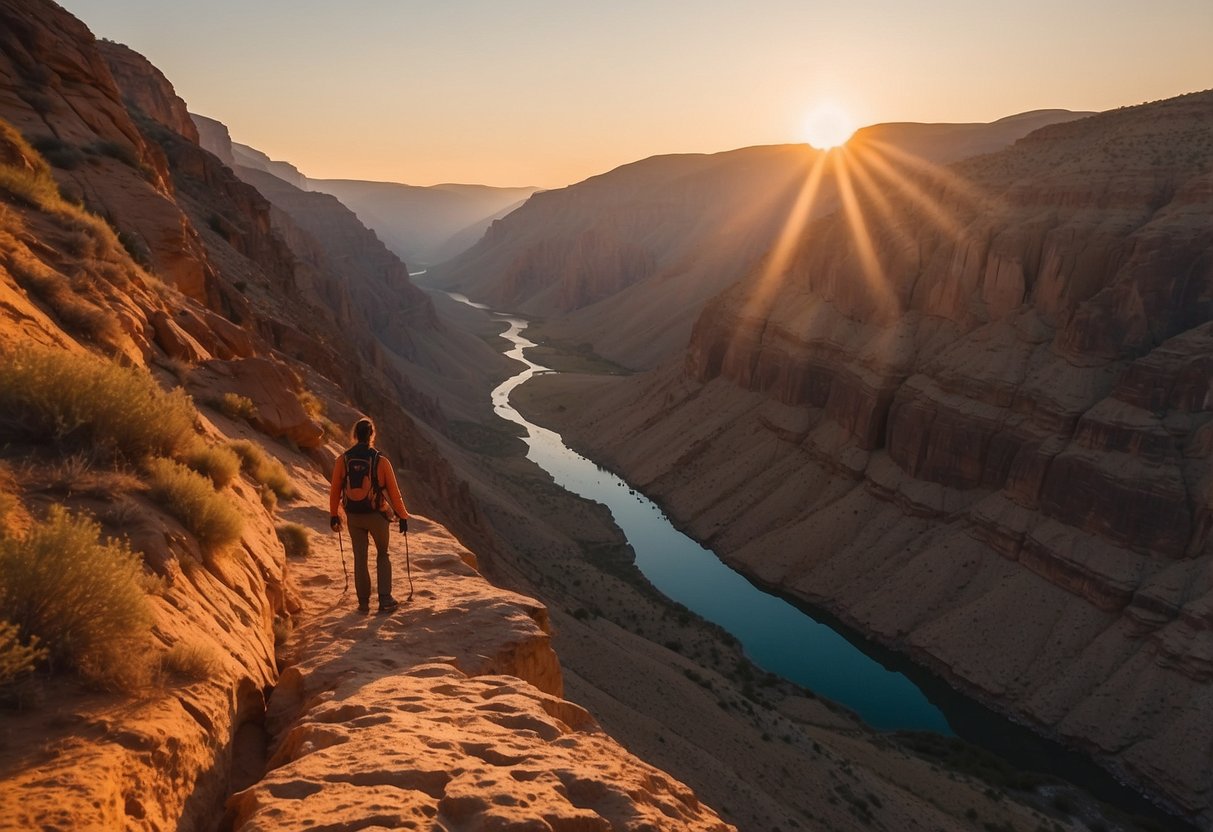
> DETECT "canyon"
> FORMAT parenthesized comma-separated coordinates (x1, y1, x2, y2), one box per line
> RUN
(514, 90, 1213, 828)
(0, 1, 1204, 830)
(427, 110, 1088, 371)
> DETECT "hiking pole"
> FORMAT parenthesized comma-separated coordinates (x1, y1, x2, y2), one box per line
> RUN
(337, 526, 349, 596)
(404, 528, 414, 602)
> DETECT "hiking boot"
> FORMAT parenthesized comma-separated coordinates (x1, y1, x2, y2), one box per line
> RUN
(356, 602, 370, 614)
(378, 597, 400, 613)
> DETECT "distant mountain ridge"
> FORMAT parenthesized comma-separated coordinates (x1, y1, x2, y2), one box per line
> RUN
(309, 177, 539, 267)
(429, 109, 1091, 369)
(189, 113, 539, 268)
(854, 108, 1097, 164)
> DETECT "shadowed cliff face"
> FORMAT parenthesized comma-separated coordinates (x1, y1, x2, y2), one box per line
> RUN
(543, 90, 1213, 825)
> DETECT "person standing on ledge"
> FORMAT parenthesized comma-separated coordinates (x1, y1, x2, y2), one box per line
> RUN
(329, 418, 411, 613)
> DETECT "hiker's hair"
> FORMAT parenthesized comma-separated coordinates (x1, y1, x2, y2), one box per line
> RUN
(353, 418, 374, 443)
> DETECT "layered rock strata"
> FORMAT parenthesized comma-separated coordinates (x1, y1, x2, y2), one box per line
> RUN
(521, 91, 1213, 826)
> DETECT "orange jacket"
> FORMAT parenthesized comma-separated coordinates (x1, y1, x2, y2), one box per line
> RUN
(329, 447, 410, 519)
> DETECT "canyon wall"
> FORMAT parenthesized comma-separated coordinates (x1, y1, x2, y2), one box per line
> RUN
(0, 5, 728, 829)
(530, 91, 1213, 826)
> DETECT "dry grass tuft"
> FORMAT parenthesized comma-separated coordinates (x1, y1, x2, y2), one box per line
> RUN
(275, 523, 311, 559)
(228, 439, 300, 501)
(0, 620, 45, 687)
(6, 258, 123, 347)
(161, 641, 221, 681)
(183, 442, 241, 488)
(0, 506, 154, 690)
(0, 347, 197, 463)
(0, 120, 128, 257)
(214, 392, 258, 424)
(146, 457, 243, 552)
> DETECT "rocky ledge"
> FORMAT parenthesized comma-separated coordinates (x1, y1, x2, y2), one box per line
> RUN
(226, 495, 731, 832)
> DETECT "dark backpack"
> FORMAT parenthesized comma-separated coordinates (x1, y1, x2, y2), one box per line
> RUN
(341, 446, 384, 514)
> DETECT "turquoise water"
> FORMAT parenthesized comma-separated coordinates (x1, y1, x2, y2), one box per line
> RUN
(472, 301, 951, 733)
(439, 291, 1188, 824)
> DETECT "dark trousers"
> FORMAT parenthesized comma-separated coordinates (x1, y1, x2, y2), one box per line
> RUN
(346, 512, 392, 604)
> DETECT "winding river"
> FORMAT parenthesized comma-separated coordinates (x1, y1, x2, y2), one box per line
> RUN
(458, 294, 950, 732)
(438, 292, 1185, 824)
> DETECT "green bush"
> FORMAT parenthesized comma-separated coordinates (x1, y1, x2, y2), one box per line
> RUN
(0, 620, 46, 686)
(0, 348, 197, 462)
(0, 506, 153, 688)
(215, 392, 258, 423)
(275, 523, 311, 558)
(183, 442, 240, 488)
(228, 440, 299, 500)
(146, 457, 243, 551)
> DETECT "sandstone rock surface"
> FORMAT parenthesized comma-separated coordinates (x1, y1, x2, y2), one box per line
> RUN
(227, 487, 733, 832)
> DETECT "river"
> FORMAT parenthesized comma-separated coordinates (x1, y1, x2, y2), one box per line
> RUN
(459, 294, 949, 732)
(439, 291, 1185, 824)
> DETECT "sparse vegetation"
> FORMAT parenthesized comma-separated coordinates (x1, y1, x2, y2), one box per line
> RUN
(228, 439, 299, 501)
(161, 641, 221, 680)
(146, 457, 244, 551)
(184, 442, 241, 488)
(30, 135, 84, 170)
(275, 522, 311, 558)
(0, 491, 14, 527)
(0, 506, 154, 689)
(0, 120, 129, 251)
(85, 139, 139, 169)
(0, 620, 46, 687)
(0, 348, 197, 462)
(215, 392, 259, 423)
(272, 616, 291, 647)
(6, 259, 123, 347)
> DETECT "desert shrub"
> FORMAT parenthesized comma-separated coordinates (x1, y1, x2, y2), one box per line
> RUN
(30, 135, 84, 170)
(0, 161, 61, 210)
(297, 389, 323, 418)
(0, 506, 153, 688)
(272, 617, 291, 647)
(161, 641, 220, 681)
(259, 486, 278, 513)
(0, 348, 197, 462)
(183, 442, 240, 488)
(116, 230, 151, 268)
(86, 139, 139, 168)
(0, 121, 132, 258)
(146, 457, 243, 551)
(7, 260, 122, 346)
(228, 440, 299, 501)
(215, 392, 258, 423)
(275, 523, 311, 559)
(0, 620, 46, 686)
(0, 492, 14, 527)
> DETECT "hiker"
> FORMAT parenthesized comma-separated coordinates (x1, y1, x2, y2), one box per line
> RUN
(329, 418, 411, 613)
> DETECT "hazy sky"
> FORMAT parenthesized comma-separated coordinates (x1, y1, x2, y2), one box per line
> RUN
(61, 0, 1213, 188)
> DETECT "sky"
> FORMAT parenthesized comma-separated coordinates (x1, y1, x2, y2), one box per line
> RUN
(61, 0, 1213, 189)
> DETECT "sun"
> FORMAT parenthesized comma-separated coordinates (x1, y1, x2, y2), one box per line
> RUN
(800, 102, 856, 150)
